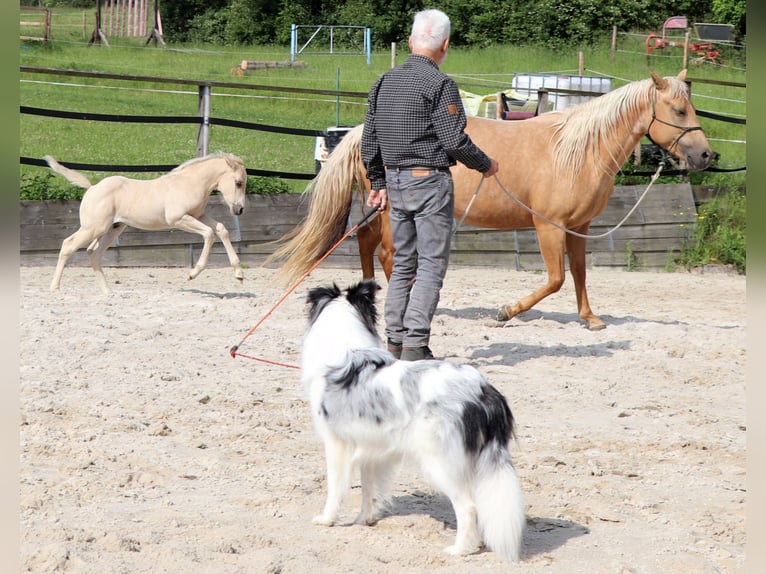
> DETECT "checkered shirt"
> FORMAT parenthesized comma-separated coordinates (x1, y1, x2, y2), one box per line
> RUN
(360, 54, 492, 190)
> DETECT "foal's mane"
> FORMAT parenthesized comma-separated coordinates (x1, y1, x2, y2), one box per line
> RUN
(551, 75, 689, 178)
(170, 151, 243, 174)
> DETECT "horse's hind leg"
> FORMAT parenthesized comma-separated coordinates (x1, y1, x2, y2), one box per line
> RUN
(50, 227, 100, 292)
(378, 207, 394, 281)
(357, 216, 381, 280)
(356, 206, 394, 282)
(566, 224, 605, 330)
(498, 224, 567, 322)
(89, 223, 127, 294)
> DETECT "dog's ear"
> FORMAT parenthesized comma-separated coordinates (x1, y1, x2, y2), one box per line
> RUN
(306, 283, 342, 324)
(345, 280, 380, 334)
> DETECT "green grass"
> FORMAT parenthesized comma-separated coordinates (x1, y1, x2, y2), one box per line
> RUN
(20, 9, 746, 187)
(19, 9, 747, 270)
(676, 189, 746, 273)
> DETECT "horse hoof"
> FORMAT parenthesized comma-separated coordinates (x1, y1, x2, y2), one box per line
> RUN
(588, 321, 607, 331)
(496, 306, 513, 322)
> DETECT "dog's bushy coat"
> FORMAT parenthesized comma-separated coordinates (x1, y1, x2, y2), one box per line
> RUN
(301, 280, 525, 562)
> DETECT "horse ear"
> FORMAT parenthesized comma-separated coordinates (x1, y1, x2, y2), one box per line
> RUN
(650, 69, 668, 91)
(226, 154, 245, 171)
(677, 69, 687, 82)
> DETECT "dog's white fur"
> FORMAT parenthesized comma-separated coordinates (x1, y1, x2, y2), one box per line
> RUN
(300, 280, 525, 562)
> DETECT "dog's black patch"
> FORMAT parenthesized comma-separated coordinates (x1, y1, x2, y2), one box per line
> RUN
(306, 283, 342, 326)
(322, 349, 398, 424)
(461, 384, 515, 455)
(327, 348, 391, 390)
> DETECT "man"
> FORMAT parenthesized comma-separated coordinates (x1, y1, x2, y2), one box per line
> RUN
(361, 8, 499, 361)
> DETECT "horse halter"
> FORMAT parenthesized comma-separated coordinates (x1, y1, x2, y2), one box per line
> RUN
(646, 87, 704, 156)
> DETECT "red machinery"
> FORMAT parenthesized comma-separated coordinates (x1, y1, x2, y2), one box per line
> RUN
(645, 16, 723, 65)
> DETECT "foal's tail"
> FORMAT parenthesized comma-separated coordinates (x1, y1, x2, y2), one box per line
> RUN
(44, 156, 92, 189)
(265, 124, 367, 286)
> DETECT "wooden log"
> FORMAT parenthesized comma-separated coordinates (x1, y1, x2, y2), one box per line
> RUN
(239, 60, 307, 71)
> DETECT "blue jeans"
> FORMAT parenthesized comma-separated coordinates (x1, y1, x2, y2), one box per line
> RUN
(384, 169, 454, 348)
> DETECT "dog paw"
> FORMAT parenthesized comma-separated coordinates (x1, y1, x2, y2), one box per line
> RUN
(353, 513, 378, 526)
(445, 543, 481, 556)
(312, 514, 335, 526)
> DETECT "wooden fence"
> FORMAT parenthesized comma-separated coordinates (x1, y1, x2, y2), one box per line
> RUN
(19, 66, 740, 273)
(20, 182, 697, 273)
(20, 6, 51, 43)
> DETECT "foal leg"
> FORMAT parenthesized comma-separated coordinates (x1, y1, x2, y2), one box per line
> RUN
(50, 227, 100, 292)
(172, 215, 216, 281)
(199, 214, 243, 282)
(87, 223, 127, 294)
(498, 223, 567, 322)
(566, 223, 605, 330)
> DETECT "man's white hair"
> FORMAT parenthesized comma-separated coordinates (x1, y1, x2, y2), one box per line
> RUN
(410, 9, 451, 51)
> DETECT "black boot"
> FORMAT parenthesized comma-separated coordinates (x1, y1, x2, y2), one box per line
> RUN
(400, 346, 434, 361)
(387, 339, 402, 359)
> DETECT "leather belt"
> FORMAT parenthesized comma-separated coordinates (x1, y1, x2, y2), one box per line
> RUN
(385, 166, 450, 176)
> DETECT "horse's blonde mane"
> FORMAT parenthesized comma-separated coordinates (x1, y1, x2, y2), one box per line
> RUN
(551, 75, 689, 178)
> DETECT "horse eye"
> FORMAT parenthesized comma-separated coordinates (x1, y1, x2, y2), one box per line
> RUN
(675, 108, 686, 117)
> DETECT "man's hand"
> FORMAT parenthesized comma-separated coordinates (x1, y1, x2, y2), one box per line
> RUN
(367, 188, 388, 211)
(483, 158, 499, 178)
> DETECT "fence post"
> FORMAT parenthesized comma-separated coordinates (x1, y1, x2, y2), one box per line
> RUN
(366, 27, 371, 65)
(197, 84, 211, 157)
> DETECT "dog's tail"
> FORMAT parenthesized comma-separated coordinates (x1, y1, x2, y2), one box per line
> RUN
(44, 155, 92, 189)
(474, 444, 526, 562)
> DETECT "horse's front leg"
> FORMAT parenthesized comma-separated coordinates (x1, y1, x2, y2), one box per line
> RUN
(199, 214, 243, 282)
(498, 223, 567, 322)
(174, 215, 216, 280)
(566, 222, 605, 330)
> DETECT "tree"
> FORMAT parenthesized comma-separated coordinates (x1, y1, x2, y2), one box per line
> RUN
(711, 0, 746, 36)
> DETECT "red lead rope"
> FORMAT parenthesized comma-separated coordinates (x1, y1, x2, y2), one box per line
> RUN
(229, 206, 381, 367)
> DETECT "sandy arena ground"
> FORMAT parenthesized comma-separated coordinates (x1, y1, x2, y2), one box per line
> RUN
(19, 264, 746, 573)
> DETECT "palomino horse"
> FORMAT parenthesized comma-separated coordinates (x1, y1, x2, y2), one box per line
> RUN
(45, 152, 247, 293)
(268, 70, 712, 330)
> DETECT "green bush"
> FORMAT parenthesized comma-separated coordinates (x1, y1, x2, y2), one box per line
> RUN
(676, 190, 746, 273)
(20, 172, 82, 201)
(246, 176, 291, 195)
(19, 171, 290, 200)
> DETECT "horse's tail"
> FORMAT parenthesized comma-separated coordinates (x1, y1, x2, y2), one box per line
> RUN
(266, 124, 367, 286)
(44, 156, 92, 189)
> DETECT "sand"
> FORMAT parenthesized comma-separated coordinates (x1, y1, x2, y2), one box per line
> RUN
(19, 263, 746, 573)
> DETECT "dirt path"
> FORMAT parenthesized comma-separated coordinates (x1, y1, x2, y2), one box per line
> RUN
(20, 264, 746, 573)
